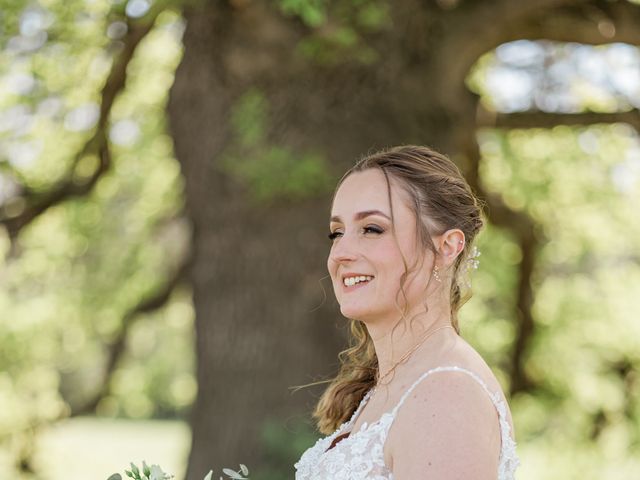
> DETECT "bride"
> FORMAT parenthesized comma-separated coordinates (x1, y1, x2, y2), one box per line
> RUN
(294, 145, 521, 479)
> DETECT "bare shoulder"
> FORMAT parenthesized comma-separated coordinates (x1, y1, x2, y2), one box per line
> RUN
(384, 337, 510, 479)
(442, 335, 499, 383)
(447, 335, 516, 431)
(442, 336, 516, 433)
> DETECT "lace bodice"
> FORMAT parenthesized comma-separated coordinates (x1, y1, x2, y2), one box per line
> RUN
(294, 365, 521, 479)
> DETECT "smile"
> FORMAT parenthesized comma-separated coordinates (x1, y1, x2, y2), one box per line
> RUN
(342, 275, 373, 287)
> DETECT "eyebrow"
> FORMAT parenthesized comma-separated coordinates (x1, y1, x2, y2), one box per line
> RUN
(330, 210, 391, 223)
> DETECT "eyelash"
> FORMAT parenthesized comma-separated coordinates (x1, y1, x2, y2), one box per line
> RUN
(327, 225, 385, 241)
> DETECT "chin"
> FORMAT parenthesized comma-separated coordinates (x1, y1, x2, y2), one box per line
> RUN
(339, 304, 373, 321)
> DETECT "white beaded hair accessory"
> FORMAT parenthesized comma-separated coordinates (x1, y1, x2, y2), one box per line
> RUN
(468, 245, 481, 269)
(462, 244, 481, 289)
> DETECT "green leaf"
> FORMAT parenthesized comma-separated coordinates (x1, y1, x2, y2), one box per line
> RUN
(143, 461, 151, 477)
(221, 468, 245, 479)
(130, 463, 141, 479)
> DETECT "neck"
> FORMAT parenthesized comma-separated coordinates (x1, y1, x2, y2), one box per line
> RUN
(365, 300, 457, 383)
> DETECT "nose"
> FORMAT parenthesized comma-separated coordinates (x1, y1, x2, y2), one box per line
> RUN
(328, 230, 359, 265)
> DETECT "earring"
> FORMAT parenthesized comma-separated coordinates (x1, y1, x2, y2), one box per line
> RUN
(432, 264, 442, 282)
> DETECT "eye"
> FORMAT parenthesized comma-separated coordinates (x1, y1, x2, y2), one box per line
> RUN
(327, 225, 384, 240)
(363, 225, 384, 235)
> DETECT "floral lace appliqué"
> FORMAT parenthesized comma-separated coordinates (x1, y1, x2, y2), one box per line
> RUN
(294, 365, 521, 480)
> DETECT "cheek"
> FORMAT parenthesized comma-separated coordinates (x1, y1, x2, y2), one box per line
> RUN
(378, 240, 427, 292)
(377, 245, 396, 260)
(376, 243, 406, 280)
(327, 256, 340, 288)
(327, 249, 337, 272)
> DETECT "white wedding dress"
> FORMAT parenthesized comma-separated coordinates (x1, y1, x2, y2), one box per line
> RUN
(294, 365, 521, 479)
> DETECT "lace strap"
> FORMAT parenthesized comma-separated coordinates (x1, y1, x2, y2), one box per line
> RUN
(342, 387, 375, 431)
(390, 365, 504, 418)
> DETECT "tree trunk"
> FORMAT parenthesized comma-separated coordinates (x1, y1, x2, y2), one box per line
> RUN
(168, 1, 477, 477)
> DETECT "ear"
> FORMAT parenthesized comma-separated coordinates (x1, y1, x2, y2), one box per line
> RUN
(436, 229, 465, 268)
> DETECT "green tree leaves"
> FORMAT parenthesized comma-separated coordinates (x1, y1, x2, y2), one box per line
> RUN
(220, 88, 334, 204)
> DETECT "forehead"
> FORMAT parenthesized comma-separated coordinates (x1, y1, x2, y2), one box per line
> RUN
(331, 169, 410, 220)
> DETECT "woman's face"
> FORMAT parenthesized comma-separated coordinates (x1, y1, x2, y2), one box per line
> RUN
(327, 168, 435, 325)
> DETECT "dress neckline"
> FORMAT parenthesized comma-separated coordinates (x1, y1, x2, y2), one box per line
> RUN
(298, 365, 521, 480)
(324, 387, 376, 452)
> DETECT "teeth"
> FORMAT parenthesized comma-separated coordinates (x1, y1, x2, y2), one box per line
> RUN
(343, 275, 373, 287)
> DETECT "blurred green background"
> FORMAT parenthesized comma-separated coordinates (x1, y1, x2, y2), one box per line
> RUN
(1, 0, 639, 479)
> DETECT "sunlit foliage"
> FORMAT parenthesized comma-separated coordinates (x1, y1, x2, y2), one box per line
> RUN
(0, 1, 192, 476)
(221, 87, 334, 205)
(0, 1, 639, 479)
(462, 122, 640, 478)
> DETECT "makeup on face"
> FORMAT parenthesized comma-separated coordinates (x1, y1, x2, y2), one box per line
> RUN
(326, 169, 428, 322)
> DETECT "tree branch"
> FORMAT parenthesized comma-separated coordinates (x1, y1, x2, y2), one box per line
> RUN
(477, 107, 640, 130)
(70, 254, 191, 417)
(0, 10, 162, 241)
(453, 0, 640, 45)
(460, 113, 542, 396)
(452, 0, 591, 25)
(435, 0, 640, 106)
(448, 0, 640, 402)
(513, 0, 640, 45)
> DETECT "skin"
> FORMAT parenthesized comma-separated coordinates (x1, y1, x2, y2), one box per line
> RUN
(327, 168, 512, 479)
(327, 168, 464, 374)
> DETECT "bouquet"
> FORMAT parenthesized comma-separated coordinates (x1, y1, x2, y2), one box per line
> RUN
(107, 461, 249, 480)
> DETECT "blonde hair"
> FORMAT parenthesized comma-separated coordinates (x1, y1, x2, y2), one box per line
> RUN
(309, 145, 485, 434)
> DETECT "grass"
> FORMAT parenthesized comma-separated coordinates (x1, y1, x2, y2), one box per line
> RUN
(6, 417, 191, 480)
